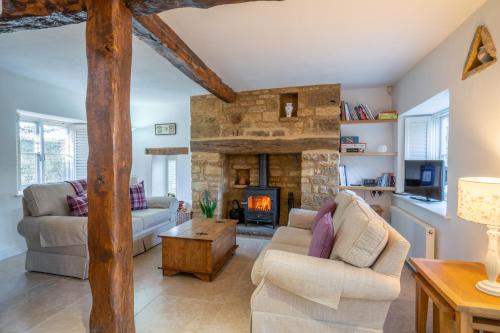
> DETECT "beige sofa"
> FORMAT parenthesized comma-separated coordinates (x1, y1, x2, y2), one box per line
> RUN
(17, 182, 179, 279)
(251, 191, 410, 333)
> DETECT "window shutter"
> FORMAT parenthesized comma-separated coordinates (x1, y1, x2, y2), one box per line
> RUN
(167, 156, 177, 196)
(73, 124, 88, 180)
(405, 116, 430, 160)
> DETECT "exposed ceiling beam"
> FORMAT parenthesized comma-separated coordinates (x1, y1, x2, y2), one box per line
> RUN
(133, 14, 236, 103)
(0, 0, 279, 33)
(126, 0, 274, 15)
(0, 1, 87, 33)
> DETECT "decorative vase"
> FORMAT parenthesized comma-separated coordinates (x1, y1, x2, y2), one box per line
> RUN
(285, 102, 294, 118)
(238, 176, 247, 185)
(477, 46, 493, 64)
(377, 145, 388, 153)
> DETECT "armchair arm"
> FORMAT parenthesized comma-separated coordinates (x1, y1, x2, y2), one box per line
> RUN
(287, 208, 317, 230)
(19, 216, 88, 248)
(262, 250, 345, 309)
(261, 250, 401, 310)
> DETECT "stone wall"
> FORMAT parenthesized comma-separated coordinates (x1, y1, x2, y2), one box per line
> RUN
(191, 84, 341, 140)
(191, 84, 341, 218)
(191, 152, 226, 217)
(301, 150, 340, 210)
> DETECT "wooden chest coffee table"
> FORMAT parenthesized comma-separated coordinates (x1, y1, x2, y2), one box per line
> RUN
(159, 218, 238, 282)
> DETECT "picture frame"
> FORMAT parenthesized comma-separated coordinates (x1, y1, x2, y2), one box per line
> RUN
(155, 123, 176, 135)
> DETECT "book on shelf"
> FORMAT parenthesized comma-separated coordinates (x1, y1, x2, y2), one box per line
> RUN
(339, 165, 348, 186)
(376, 173, 396, 187)
(376, 110, 398, 120)
(341, 136, 359, 144)
(340, 102, 377, 121)
(340, 143, 366, 153)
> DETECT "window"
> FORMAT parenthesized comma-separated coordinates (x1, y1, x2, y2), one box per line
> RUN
(17, 112, 88, 191)
(404, 109, 449, 190)
(167, 156, 177, 196)
(151, 155, 177, 197)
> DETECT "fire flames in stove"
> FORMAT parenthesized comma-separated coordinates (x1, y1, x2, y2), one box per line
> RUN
(248, 195, 272, 212)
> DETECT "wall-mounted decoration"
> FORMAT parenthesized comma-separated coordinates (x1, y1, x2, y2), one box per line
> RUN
(155, 123, 176, 135)
(462, 25, 497, 80)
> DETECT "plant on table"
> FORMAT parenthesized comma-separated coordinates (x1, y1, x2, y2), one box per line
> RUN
(199, 190, 217, 218)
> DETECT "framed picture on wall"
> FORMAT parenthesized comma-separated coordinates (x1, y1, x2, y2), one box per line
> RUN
(155, 123, 176, 135)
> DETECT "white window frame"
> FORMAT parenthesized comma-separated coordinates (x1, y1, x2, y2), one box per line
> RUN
(404, 109, 449, 161)
(16, 111, 87, 192)
(167, 156, 177, 197)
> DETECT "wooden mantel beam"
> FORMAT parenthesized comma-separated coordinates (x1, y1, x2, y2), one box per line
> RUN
(85, 0, 135, 331)
(133, 14, 236, 103)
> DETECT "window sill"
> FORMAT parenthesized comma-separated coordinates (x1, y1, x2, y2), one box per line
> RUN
(392, 194, 451, 220)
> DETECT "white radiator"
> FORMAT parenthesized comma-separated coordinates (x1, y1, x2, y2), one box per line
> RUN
(390, 206, 435, 260)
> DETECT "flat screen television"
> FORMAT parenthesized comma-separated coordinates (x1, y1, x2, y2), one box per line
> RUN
(404, 160, 445, 202)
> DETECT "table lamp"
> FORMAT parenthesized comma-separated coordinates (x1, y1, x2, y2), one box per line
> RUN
(458, 177, 500, 296)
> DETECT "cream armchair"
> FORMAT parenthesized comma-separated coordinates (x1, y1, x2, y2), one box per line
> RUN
(251, 192, 410, 333)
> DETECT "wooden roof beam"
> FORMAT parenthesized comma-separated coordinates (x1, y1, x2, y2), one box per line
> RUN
(133, 14, 236, 103)
(0, 0, 279, 33)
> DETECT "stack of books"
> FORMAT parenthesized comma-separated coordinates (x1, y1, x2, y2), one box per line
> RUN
(377, 173, 396, 187)
(341, 102, 376, 120)
(376, 110, 398, 120)
(340, 136, 366, 152)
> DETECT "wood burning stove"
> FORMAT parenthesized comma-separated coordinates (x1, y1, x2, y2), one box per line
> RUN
(243, 154, 280, 228)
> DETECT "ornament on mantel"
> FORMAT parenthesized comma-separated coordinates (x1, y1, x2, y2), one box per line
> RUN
(285, 102, 294, 118)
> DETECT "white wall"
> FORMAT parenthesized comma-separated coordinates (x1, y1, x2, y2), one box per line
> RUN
(0, 69, 86, 260)
(131, 102, 192, 203)
(392, 0, 500, 261)
(342, 87, 394, 219)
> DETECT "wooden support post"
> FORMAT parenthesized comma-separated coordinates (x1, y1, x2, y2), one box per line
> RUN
(85, 0, 134, 332)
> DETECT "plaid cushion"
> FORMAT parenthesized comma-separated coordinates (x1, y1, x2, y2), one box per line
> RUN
(66, 179, 87, 196)
(130, 181, 147, 211)
(67, 194, 88, 217)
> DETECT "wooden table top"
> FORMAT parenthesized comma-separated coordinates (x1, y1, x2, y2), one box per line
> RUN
(411, 258, 500, 315)
(159, 218, 238, 241)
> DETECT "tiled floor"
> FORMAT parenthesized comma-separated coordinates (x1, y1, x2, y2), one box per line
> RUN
(0, 236, 417, 332)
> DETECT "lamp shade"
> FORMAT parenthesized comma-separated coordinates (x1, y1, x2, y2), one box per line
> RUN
(458, 177, 500, 225)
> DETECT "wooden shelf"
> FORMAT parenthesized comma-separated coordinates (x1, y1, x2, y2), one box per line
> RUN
(340, 119, 397, 124)
(339, 186, 396, 192)
(279, 117, 299, 122)
(340, 152, 397, 157)
(233, 185, 248, 189)
(145, 147, 189, 155)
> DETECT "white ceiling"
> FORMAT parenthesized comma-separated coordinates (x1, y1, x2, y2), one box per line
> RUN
(0, 0, 486, 106)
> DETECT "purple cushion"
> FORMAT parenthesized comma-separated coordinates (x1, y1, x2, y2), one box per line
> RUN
(130, 181, 148, 211)
(308, 213, 334, 258)
(312, 201, 337, 231)
(67, 194, 88, 217)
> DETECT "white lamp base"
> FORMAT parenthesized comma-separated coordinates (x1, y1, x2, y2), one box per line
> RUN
(476, 280, 500, 297)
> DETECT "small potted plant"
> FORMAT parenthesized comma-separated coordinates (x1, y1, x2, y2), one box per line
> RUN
(199, 190, 217, 218)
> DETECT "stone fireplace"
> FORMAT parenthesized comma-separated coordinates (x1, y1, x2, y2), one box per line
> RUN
(191, 84, 341, 226)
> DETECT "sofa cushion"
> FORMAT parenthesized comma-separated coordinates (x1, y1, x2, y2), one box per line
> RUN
(312, 201, 337, 231)
(308, 213, 334, 258)
(271, 226, 313, 248)
(332, 190, 360, 230)
(23, 183, 76, 217)
(132, 217, 144, 235)
(130, 181, 148, 210)
(330, 199, 389, 268)
(251, 242, 309, 285)
(132, 208, 171, 230)
(67, 194, 88, 217)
